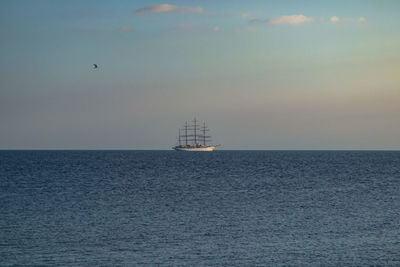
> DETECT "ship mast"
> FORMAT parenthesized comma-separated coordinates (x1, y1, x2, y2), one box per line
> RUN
(200, 122, 211, 146)
(202, 122, 206, 146)
(184, 121, 188, 146)
(174, 118, 215, 150)
(193, 118, 198, 145)
(178, 129, 181, 146)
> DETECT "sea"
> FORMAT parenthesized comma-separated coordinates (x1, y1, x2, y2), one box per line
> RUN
(1, 150, 399, 266)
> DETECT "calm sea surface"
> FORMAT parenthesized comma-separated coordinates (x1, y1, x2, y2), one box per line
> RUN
(1, 151, 399, 266)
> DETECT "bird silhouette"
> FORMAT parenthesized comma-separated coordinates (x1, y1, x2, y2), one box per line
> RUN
(93, 64, 98, 69)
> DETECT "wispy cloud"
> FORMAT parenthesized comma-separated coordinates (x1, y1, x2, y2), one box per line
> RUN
(250, 14, 312, 25)
(231, 11, 252, 19)
(330, 16, 339, 23)
(268, 14, 312, 25)
(174, 24, 220, 32)
(337, 16, 366, 23)
(134, 4, 204, 15)
(249, 18, 267, 24)
(174, 24, 198, 31)
(246, 27, 259, 32)
(235, 27, 259, 33)
(117, 27, 132, 32)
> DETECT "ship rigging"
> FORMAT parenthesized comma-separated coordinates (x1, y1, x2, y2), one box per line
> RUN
(173, 118, 217, 151)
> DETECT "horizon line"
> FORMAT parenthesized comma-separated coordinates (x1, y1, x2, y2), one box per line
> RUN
(1, 149, 400, 152)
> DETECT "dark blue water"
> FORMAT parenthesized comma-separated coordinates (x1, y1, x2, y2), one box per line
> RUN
(1, 151, 399, 266)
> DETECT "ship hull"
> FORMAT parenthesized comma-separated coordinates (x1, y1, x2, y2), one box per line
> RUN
(174, 146, 216, 151)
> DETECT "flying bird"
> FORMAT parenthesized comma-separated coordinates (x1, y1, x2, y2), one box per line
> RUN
(93, 64, 98, 69)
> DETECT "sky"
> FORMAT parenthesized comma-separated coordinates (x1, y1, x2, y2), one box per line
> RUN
(1, 0, 399, 150)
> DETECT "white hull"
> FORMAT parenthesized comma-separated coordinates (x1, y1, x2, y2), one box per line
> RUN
(174, 146, 216, 151)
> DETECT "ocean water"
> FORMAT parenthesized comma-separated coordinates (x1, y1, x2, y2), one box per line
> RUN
(1, 150, 399, 266)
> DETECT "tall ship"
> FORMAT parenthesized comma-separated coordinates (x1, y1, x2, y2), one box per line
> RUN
(173, 118, 218, 151)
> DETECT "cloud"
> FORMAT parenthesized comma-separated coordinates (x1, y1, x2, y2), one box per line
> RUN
(117, 27, 132, 32)
(235, 27, 259, 33)
(239, 12, 251, 19)
(174, 24, 198, 31)
(250, 14, 312, 25)
(246, 27, 258, 32)
(134, 4, 204, 15)
(268, 14, 312, 25)
(359, 16, 366, 22)
(249, 18, 268, 24)
(231, 11, 252, 19)
(174, 24, 220, 32)
(330, 16, 339, 23)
